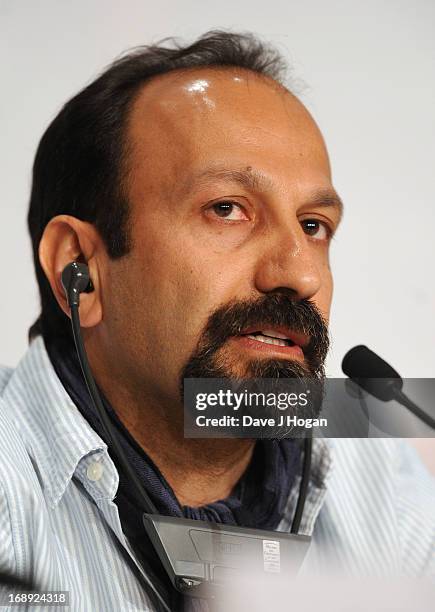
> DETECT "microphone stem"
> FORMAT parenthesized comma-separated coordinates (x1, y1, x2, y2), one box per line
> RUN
(394, 389, 435, 430)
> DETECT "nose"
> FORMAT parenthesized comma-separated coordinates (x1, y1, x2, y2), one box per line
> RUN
(253, 221, 322, 300)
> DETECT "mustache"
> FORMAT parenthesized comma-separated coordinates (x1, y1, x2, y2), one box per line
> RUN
(188, 294, 330, 374)
(181, 295, 329, 431)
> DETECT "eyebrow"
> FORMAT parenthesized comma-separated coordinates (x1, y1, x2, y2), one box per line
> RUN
(304, 188, 344, 222)
(187, 166, 344, 220)
(192, 167, 274, 192)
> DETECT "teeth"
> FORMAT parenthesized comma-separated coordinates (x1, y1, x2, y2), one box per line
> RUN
(247, 334, 288, 347)
(260, 329, 290, 340)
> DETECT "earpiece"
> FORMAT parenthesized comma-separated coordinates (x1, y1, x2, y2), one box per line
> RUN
(61, 262, 94, 307)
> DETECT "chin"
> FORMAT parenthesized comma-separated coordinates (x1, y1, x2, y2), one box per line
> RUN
(214, 354, 312, 380)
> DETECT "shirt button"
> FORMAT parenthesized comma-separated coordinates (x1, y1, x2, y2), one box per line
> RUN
(87, 461, 104, 482)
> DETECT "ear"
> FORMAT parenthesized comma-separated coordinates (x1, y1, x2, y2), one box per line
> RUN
(39, 215, 103, 328)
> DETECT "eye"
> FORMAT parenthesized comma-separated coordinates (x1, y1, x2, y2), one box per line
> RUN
(208, 200, 249, 221)
(301, 219, 331, 241)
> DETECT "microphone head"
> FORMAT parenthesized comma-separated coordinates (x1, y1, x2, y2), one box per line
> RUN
(342, 345, 402, 401)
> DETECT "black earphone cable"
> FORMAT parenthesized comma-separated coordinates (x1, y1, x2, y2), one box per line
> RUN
(69, 305, 172, 612)
(290, 434, 312, 534)
(71, 305, 158, 515)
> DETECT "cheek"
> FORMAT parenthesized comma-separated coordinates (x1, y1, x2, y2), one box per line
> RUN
(168, 254, 231, 337)
(130, 226, 227, 349)
(315, 262, 333, 323)
(143, 210, 244, 289)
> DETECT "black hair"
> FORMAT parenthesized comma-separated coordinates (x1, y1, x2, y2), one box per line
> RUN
(27, 30, 289, 343)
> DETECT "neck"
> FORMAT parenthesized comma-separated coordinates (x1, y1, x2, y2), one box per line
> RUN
(86, 339, 255, 507)
(115, 395, 255, 506)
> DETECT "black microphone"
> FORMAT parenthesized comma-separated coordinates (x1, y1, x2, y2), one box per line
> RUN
(342, 345, 435, 430)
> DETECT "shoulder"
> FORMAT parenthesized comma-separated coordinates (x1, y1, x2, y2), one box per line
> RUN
(0, 393, 45, 578)
(328, 438, 435, 575)
(0, 353, 49, 522)
(389, 439, 435, 575)
(0, 357, 36, 480)
(328, 437, 435, 500)
(0, 392, 44, 503)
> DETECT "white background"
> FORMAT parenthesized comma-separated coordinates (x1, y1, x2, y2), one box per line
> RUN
(1, 1, 434, 466)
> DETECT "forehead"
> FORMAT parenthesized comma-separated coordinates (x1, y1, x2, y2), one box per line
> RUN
(126, 67, 332, 194)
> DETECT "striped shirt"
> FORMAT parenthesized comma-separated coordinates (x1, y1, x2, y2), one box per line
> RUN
(0, 336, 434, 611)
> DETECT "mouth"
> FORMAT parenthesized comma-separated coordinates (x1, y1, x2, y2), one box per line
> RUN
(230, 326, 309, 360)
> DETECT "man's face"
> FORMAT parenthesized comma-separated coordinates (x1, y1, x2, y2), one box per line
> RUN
(102, 68, 342, 405)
